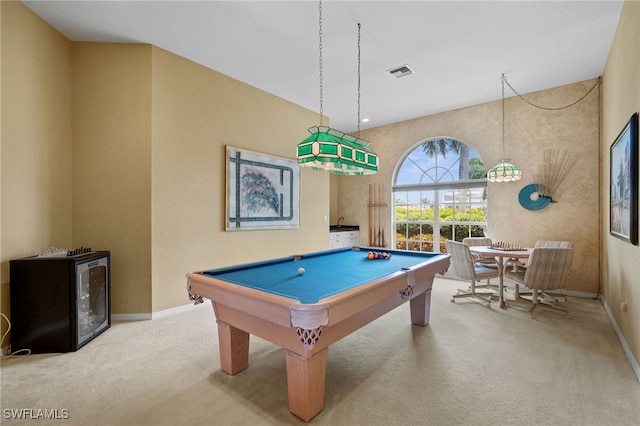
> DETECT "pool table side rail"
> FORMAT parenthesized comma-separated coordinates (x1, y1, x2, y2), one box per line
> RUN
(187, 272, 301, 328)
(290, 253, 450, 329)
(195, 247, 353, 277)
(187, 252, 450, 334)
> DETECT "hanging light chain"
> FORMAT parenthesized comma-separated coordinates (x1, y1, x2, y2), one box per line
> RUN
(503, 74, 600, 111)
(298, 0, 379, 176)
(357, 22, 362, 136)
(501, 73, 506, 156)
(318, 0, 324, 126)
(487, 74, 521, 182)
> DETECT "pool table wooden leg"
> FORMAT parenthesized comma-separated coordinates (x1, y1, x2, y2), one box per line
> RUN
(285, 348, 328, 422)
(409, 289, 432, 326)
(217, 320, 249, 375)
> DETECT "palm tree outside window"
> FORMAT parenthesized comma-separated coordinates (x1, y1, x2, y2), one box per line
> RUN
(393, 138, 488, 253)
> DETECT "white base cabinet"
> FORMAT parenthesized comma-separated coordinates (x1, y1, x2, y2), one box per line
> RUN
(330, 230, 360, 249)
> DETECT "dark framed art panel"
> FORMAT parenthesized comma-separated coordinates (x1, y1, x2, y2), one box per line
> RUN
(225, 146, 300, 231)
(609, 112, 638, 245)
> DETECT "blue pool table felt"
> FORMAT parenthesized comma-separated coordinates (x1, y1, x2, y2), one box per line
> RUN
(202, 248, 439, 304)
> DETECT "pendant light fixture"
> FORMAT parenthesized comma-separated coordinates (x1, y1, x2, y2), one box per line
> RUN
(297, 1, 379, 175)
(487, 74, 522, 182)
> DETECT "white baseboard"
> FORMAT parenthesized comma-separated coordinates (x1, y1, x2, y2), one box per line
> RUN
(111, 301, 208, 322)
(562, 289, 599, 299)
(111, 313, 152, 321)
(601, 298, 640, 383)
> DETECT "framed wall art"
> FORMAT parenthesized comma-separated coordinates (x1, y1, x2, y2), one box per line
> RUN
(226, 146, 300, 231)
(609, 112, 638, 245)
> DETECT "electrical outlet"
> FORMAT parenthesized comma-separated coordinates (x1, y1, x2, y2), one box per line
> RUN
(621, 300, 628, 312)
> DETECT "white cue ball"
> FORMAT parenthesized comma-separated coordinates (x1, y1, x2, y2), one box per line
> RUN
(298, 267, 305, 275)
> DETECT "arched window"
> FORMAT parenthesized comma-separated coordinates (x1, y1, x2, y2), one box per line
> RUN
(393, 138, 488, 253)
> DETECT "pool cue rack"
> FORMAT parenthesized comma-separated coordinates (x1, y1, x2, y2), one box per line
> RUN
(368, 183, 387, 247)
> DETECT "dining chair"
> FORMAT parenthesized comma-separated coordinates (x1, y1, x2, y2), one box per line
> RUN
(535, 240, 574, 248)
(446, 240, 501, 307)
(508, 240, 574, 301)
(462, 237, 498, 267)
(462, 237, 499, 291)
(504, 247, 574, 318)
(534, 241, 574, 301)
(507, 240, 573, 268)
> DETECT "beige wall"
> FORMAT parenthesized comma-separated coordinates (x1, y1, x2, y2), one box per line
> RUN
(0, 2, 328, 321)
(1, 1, 3, 331)
(329, 174, 340, 225)
(337, 79, 601, 295)
(72, 42, 153, 314)
(1, 1, 73, 337)
(149, 47, 328, 312)
(601, 0, 640, 371)
(72, 42, 328, 315)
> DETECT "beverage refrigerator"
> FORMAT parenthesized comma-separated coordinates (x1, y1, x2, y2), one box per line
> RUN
(9, 250, 111, 353)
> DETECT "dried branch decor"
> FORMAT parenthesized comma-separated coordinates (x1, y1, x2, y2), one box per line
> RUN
(534, 149, 580, 200)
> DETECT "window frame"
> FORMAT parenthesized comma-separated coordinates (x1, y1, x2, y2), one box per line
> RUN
(392, 139, 488, 253)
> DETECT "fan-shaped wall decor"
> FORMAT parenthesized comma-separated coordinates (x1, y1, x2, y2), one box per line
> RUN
(518, 184, 556, 211)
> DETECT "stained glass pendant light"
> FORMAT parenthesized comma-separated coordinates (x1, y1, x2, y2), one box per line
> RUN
(487, 159, 522, 182)
(298, 126, 379, 175)
(487, 74, 522, 182)
(297, 2, 378, 175)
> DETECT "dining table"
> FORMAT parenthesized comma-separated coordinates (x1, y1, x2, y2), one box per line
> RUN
(468, 246, 532, 308)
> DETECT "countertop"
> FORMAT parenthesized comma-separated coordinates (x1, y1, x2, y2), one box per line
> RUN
(329, 225, 360, 232)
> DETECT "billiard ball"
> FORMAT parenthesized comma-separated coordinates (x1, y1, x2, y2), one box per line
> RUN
(298, 267, 305, 275)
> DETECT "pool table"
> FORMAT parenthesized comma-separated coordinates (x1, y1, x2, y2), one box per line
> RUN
(186, 246, 449, 421)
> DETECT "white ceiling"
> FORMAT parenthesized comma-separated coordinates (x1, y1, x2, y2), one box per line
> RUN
(23, 0, 624, 133)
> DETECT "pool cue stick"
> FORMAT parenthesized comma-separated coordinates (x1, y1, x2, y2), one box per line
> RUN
(373, 183, 377, 246)
(377, 183, 382, 247)
(377, 182, 381, 247)
(369, 184, 373, 247)
(382, 183, 387, 247)
(368, 184, 372, 246)
(372, 183, 376, 246)
(380, 183, 383, 247)
(373, 183, 377, 247)
(375, 183, 378, 247)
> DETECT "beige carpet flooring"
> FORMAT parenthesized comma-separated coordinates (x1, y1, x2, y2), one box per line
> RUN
(1, 277, 639, 426)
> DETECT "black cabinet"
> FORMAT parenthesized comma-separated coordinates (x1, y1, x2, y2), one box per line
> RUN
(10, 251, 111, 353)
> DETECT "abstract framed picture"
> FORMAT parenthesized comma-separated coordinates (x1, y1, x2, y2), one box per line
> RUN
(610, 112, 638, 245)
(226, 146, 300, 231)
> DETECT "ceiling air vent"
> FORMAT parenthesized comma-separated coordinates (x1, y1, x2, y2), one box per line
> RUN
(387, 64, 414, 78)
